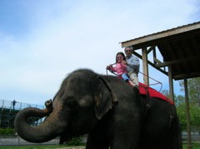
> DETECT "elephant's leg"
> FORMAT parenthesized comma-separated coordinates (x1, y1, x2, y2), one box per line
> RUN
(110, 131, 140, 149)
(86, 134, 109, 149)
(109, 118, 141, 149)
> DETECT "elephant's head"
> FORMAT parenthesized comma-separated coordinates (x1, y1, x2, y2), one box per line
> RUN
(14, 69, 118, 143)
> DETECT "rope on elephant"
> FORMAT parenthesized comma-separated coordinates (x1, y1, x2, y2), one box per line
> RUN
(106, 67, 163, 92)
(139, 71, 163, 92)
(106, 69, 117, 76)
(106, 63, 118, 76)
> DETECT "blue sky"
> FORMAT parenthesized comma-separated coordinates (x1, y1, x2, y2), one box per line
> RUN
(0, 0, 199, 105)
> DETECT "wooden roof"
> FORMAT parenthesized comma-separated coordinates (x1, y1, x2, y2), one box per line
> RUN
(121, 21, 200, 80)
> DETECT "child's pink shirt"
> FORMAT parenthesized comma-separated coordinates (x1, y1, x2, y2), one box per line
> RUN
(110, 62, 128, 75)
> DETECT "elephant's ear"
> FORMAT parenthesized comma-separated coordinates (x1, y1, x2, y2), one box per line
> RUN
(93, 76, 118, 120)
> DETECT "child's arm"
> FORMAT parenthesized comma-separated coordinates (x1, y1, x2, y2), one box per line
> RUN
(107, 65, 116, 72)
(122, 60, 127, 65)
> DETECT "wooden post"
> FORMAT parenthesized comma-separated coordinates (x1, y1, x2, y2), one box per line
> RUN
(142, 47, 149, 86)
(168, 66, 174, 101)
(153, 48, 157, 65)
(184, 78, 193, 149)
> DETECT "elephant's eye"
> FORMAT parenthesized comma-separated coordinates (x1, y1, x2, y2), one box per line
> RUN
(66, 100, 78, 110)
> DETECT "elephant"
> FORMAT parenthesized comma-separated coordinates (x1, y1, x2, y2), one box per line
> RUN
(14, 69, 182, 149)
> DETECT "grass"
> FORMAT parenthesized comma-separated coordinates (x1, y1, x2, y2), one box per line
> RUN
(1, 143, 199, 149)
(183, 143, 200, 149)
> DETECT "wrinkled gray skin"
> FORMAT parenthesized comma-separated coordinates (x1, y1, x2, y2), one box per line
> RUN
(14, 69, 182, 149)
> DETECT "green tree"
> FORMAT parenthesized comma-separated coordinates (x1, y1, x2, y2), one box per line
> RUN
(190, 104, 200, 130)
(179, 77, 200, 106)
(161, 78, 200, 132)
(179, 78, 200, 132)
(161, 89, 170, 97)
(176, 101, 187, 130)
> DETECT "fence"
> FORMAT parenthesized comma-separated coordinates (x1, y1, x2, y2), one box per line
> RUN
(0, 135, 59, 146)
(0, 99, 45, 128)
(0, 134, 199, 146)
(0, 99, 44, 110)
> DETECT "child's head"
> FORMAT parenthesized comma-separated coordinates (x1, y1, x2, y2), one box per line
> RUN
(116, 52, 126, 63)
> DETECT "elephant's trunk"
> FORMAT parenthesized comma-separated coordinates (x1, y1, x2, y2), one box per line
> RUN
(14, 100, 67, 143)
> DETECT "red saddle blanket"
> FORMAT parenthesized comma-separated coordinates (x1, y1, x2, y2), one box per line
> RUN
(139, 83, 174, 105)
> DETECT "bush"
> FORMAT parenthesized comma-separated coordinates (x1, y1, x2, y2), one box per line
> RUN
(0, 128, 15, 135)
(66, 136, 82, 146)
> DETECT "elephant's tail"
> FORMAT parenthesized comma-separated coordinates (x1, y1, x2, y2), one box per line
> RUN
(166, 106, 183, 149)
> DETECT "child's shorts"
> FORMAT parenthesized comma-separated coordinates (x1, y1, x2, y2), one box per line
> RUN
(119, 73, 130, 81)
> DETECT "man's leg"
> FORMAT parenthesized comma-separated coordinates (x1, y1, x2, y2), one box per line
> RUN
(122, 73, 135, 87)
(128, 72, 139, 86)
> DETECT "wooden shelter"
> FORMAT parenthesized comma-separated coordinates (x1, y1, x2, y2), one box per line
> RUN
(120, 21, 200, 149)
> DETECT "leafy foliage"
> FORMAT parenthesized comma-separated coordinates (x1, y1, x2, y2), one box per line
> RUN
(66, 136, 82, 146)
(0, 128, 15, 135)
(176, 100, 200, 131)
(179, 78, 200, 106)
(161, 78, 200, 131)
